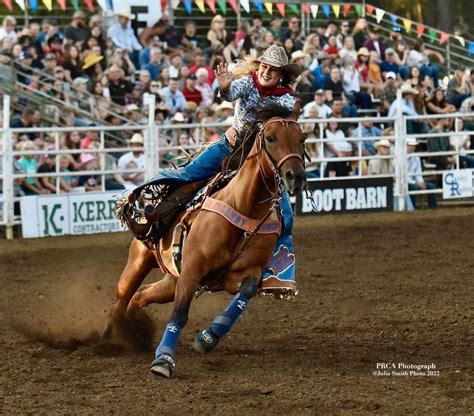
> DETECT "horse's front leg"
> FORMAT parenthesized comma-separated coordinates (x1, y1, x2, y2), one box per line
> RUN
(193, 275, 260, 354)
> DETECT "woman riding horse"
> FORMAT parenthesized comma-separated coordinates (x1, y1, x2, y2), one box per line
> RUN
(140, 44, 302, 293)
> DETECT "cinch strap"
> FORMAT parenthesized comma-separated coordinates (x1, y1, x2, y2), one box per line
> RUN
(201, 197, 281, 235)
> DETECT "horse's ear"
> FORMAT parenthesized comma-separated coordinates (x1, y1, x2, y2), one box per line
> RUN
(291, 100, 301, 120)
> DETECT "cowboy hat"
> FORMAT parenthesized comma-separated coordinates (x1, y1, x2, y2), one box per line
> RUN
(375, 139, 391, 148)
(290, 50, 309, 63)
(129, 133, 144, 144)
(357, 47, 370, 56)
(115, 9, 135, 19)
(406, 138, 418, 146)
(215, 101, 234, 115)
(83, 53, 103, 70)
(400, 84, 419, 95)
(256, 44, 301, 79)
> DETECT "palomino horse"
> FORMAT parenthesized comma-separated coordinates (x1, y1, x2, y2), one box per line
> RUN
(104, 103, 306, 378)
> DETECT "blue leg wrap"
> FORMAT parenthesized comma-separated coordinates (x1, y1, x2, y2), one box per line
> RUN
(155, 323, 182, 358)
(210, 293, 249, 338)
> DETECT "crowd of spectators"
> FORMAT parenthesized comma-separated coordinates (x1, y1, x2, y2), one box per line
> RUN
(1, 11, 474, 209)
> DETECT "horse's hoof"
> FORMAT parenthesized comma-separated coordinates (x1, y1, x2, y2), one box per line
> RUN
(193, 328, 219, 354)
(150, 354, 175, 378)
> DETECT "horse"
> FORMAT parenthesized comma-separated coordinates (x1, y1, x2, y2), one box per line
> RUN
(103, 102, 307, 378)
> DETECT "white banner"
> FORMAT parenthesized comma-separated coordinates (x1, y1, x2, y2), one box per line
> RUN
(21, 192, 126, 238)
(442, 170, 474, 199)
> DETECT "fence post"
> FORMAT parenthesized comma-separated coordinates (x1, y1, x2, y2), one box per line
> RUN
(3, 95, 14, 239)
(145, 94, 156, 180)
(394, 89, 406, 211)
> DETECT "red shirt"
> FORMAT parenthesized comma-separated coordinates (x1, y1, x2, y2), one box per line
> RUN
(189, 65, 215, 86)
(181, 86, 203, 105)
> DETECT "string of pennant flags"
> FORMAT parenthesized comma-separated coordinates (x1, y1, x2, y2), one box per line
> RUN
(3, 0, 474, 55)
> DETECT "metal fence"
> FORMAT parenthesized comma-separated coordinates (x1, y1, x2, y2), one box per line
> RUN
(2, 92, 474, 238)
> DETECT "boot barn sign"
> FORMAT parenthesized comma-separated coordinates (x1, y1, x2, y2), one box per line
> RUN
(296, 178, 393, 215)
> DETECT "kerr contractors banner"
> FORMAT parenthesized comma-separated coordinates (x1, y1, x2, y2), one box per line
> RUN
(296, 178, 393, 215)
(21, 192, 126, 238)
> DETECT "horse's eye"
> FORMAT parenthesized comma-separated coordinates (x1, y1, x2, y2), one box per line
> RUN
(265, 136, 275, 143)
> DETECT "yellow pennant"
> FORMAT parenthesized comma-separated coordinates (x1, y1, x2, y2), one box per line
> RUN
(195, 0, 205, 13)
(331, 4, 340, 18)
(264, 1, 272, 15)
(403, 18, 412, 33)
(42, 0, 52, 10)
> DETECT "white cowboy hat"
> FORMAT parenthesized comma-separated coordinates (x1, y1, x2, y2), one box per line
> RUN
(115, 9, 136, 19)
(256, 44, 301, 79)
(129, 133, 144, 144)
(375, 139, 391, 148)
(290, 50, 309, 63)
(406, 138, 418, 146)
(215, 102, 234, 115)
(172, 112, 185, 123)
(400, 84, 419, 95)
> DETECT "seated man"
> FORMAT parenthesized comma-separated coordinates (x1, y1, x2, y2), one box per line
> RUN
(427, 118, 455, 170)
(351, 117, 382, 156)
(107, 9, 142, 66)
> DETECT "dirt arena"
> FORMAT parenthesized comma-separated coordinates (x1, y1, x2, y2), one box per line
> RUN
(1, 208, 473, 415)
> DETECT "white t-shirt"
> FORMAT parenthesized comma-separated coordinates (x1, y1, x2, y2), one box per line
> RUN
(0, 27, 16, 43)
(407, 50, 429, 67)
(324, 129, 348, 157)
(342, 67, 361, 93)
(302, 101, 332, 118)
(117, 152, 146, 170)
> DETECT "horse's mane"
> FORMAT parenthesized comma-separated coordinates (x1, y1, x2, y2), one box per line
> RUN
(255, 102, 293, 121)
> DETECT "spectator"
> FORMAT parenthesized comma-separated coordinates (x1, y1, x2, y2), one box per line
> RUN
(160, 77, 187, 114)
(18, 141, 49, 195)
(207, 15, 227, 56)
(407, 42, 443, 88)
(168, 52, 183, 78)
(389, 85, 427, 135)
(107, 65, 134, 106)
(338, 21, 352, 43)
(181, 21, 200, 53)
(303, 89, 332, 118)
(181, 73, 202, 105)
(143, 47, 163, 81)
(189, 54, 215, 85)
(323, 35, 339, 61)
(64, 11, 88, 47)
(352, 18, 368, 50)
(450, 118, 474, 168)
(223, 32, 240, 65)
(159, 67, 171, 88)
(368, 51, 384, 97)
(78, 153, 102, 192)
(326, 67, 345, 100)
(380, 72, 398, 114)
(368, 139, 392, 175)
(379, 48, 400, 78)
(37, 153, 60, 193)
(324, 121, 348, 159)
(249, 15, 267, 44)
(118, 133, 146, 172)
(195, 68, 213, 107)
(352, 118, 382, 156)
(407, 138, 437, 209)
(427, 118, 454, 170)
(58, 154, 74, 192)
(42, 53, 58, 76)
(426, 88, 456, 117)
(0, 16, 17, 43)
(62, 44, 83, 82)
(341, 56, 373, 110)
(281, 16, 304, 50)
(325, 140, 353, 177)
(107, 9, 142, 65)
(339, 36, 357, 63)
(270, 17, 283, 41)
(355, 47, 370, 89)
(446, 67, 470, 109)
(88, 25, 106, 55)
(363, 27, 385, 61)
(46, 34, 64, 62)
(11, 107, 38, 142)
(393, 40, 410, 80)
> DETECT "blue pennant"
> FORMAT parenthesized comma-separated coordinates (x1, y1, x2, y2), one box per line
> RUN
(390, 15, 397, 24)
(30, 0, 37, 12)
(108, 0, 114, 11)
(254, 0, 264, 13)
(322, 4, 330, 17)
(184, 0, 193, 15)
(469, 42, 474, 56)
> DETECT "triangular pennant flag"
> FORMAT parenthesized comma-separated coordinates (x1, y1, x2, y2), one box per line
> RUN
(310, 4, 318, 19)
(354, 4, 362, 16)
(289, 3, 299, 15)
(455, 36, 465, 47)
(375, 8, 385, 23)
(71, 0, 79, 10)
(302, 3, 310, 15)
(58, 0, 67, 10)
(195, 0, 205, 13)
(403, 18, 412, 33)
(468, 42, 474, 56)
(240, 0, 249, 13)
(439, 32, 450, 45)
(29, 0, 37, 11)
(205, 0, 215, 13)
(42, 0, 52, 11)
(322, 4, 330, 17)
(390, 15, 397, 25)
(3, 0, 13, 11)
(276, 3, 285, 17)
(184, 0, 192, 14)
(264, 1, 272, 15)
(416, 24, 425, 38)
(217, 0, 226, 13)
(366, 5, 374, 14)
(171, 0, 180, 8)
(15, 0, 25, 10)
(331, 4, 340, 18)
(84, 0, 94, 12)
(97, 0, 107, 10)
(342, 4, 351, 17)
(229, 0, 238, 13)
(428, 29, 438, 43)
(161, 0, 167, 10)
(253, 0, 264, 14)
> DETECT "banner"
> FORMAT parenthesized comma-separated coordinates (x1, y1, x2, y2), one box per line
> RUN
(21, 192, 126, 238)
(296, 178, 393, 215)
(442, 170, 473, 199)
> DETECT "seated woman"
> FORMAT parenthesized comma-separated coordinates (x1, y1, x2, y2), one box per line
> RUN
(135, 44, 301, 291)
(426, 88, 456, 127)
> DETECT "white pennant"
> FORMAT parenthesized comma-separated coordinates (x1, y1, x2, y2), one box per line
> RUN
(375, 8, 385, 23)
(455, 35, 465, 47)
(15, 0, 25, 10)
(171, 0, 180, 9)
(97, 0, 108, 10)
(239, 0, 250, 12)
(310, 4, 318, 18)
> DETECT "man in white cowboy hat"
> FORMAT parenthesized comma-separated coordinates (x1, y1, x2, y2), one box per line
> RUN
(118, 133, 146, 173)
(107, 9, 142, 64)
(368, 139, 393, 175)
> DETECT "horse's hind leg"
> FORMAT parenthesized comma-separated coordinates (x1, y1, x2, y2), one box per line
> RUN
(193, 276, 259, 354)
(128, 273, 176, 309)
(102, 238, 157, 340)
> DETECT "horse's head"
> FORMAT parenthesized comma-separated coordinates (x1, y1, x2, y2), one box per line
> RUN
(256, 102, 306, 196)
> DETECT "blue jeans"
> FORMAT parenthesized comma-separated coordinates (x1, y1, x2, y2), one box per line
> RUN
(408, 182, 438, 209)
(420, 64, 440, 88)
(146, 135, 296, 283)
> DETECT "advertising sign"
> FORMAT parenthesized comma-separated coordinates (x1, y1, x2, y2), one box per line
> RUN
(442, 170, 473, 199)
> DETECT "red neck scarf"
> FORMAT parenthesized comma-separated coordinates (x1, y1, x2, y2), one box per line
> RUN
(252, 71, 293, 98)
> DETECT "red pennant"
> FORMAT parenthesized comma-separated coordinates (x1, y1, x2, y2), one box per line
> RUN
(83, 0, 94, 11)
(343, 4, 351, 17)
(439, 32, 450, 45)
(205, 0, 216, 14)
(161, 0, 167, 10)
(229, 0, 238, 13)
(416, 24, 425, 38)
(58, 0, 66, 10)
(302, 3, 310, 15)
(276, 2, 285, 16)
(366, 5, 374, 14)
(3, 0, 13, 11)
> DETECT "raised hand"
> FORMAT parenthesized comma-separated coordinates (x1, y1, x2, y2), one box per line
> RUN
(214, 63, 233, 91)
